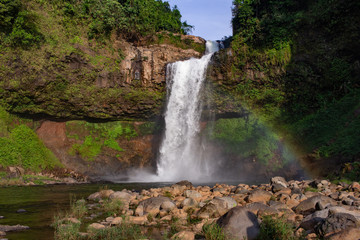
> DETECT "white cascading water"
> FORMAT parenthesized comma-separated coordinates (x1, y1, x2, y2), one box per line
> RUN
(155, 41, 219, 181)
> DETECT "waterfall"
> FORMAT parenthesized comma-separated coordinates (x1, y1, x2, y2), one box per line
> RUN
(156, 41, 219, 181)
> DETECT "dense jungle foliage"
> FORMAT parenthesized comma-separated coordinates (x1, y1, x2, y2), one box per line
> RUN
(0, 0, 193, 48)
(223, 0, 360, 177)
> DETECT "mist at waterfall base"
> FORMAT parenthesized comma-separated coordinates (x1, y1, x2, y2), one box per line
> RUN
(127, 41, 305, 183)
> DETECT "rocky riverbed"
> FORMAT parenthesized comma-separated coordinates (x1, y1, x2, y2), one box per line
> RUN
(52, 177, 360, 240)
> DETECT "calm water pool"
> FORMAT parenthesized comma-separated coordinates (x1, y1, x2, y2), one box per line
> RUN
(0, 183, 172, 240)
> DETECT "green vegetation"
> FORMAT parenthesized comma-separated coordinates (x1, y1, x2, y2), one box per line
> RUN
(331, 162, 360, 184)
(1, 0, 192, 47)
(70, 199, 87, 219)
(258, 215, 301, 240)
(304, 187, 319, 193)
(228, 0, 360, 177)
(202, 223, 227, 240)
(290, 89, 360, 158)
(103, 199, 124, 216)
(0, 0, 199, 120)
(53, 218, 82, 240)
(0, 106, 63, 172)
(86, 224, 146, 240)
(208, 116, 294, 168)
(67, 121, 137, 161)
(53, 197, 146, 240)
(0, 0, 43, 48)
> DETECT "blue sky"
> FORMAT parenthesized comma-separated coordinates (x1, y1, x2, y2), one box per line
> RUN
(167, 0, 234, 40)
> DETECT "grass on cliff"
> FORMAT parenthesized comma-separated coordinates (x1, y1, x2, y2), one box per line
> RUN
(67, 121, 138, 161)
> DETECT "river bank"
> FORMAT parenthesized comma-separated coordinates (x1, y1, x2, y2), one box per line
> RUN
(49, 178, 360, 240)
(0, 167, 88, 187)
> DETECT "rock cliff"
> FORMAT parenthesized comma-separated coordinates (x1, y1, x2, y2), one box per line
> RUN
(0, 35, 204, 120)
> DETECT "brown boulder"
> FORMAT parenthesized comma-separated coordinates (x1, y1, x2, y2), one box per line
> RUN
(247, 190, 272, 203)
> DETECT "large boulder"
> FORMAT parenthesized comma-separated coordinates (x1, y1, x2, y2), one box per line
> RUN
(316, 213, 360, 237)
(217, 206, 260, 240)
(294, 195, 337, 215)
(181, 198, 198, 209)
(245, 202, 279, 216)
(300, 209, 329, 230)
(197, 203, 218, 219)
(184, 190, 202, 199)
(109, 191, 133, 201)
(197, 197, 237, 219)
(135, 197, 173, 216)
(327, 227, 360, 240)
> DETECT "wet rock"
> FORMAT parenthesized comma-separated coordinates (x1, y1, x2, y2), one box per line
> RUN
(294, 195, 337, 215)
(16, 209, 26, 213)
(171, 231, 195, 240)
(0, 225, 29, 232)
(316, 213, 360, 237)
(217, 206, 260, 240)
(0, 217, 3, 219)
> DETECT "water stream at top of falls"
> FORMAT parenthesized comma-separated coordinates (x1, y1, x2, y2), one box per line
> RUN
(155, 41, 220, 181)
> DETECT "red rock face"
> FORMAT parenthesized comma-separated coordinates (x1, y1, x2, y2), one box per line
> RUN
(36, 120, 159, 180)
(36, 121, 68, 149)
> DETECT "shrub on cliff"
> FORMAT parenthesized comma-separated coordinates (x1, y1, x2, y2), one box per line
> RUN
(0, 107, 63, 172)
